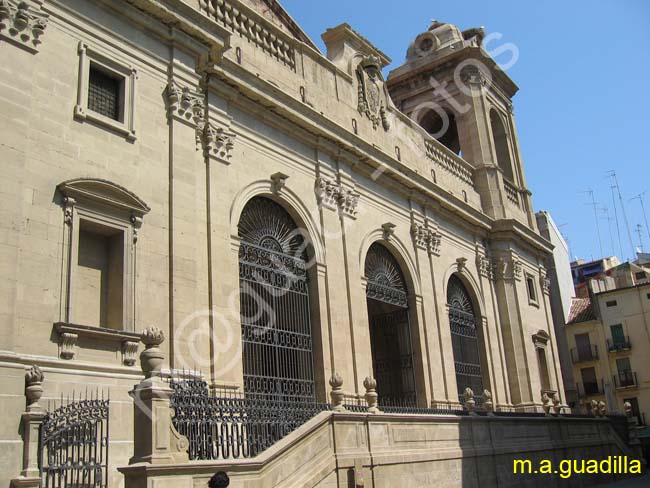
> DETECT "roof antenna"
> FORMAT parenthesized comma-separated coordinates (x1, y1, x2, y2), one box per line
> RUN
(607, 170, 635, 261)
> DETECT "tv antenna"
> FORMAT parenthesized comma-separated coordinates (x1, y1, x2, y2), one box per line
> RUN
(630, 191, 650, 244)
(580, 188, 604, 258)
(635, 224, 644, 253)
(607, 171, 635, 260)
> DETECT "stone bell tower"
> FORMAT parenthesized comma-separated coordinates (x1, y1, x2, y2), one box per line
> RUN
(387, 21, 535, 228)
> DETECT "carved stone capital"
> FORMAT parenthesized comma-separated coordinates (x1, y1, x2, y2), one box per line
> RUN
(165, 81, 204, 127)
(200, 121, 236, 164)
(475, 244, 494, 280)
(314, 176, 359, 218)
(0, 0, 49, 53)
(410, 222, 441, 256)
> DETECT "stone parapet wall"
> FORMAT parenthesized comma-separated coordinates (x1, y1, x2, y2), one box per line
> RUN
(119, 411, 638, 488)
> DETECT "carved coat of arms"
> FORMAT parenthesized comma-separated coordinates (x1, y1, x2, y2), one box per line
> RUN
(356, 55, 390, 131)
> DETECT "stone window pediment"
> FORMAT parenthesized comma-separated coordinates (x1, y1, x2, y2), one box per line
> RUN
(58, 178, 150, 216)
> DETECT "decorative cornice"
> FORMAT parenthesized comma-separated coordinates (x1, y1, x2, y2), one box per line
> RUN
(0, 0, 48, 53)
(314, 176, 359, 218)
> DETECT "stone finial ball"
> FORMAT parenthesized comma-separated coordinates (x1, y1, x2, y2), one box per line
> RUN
(329, 372, 343, 389)
(363, 376, 377, 391)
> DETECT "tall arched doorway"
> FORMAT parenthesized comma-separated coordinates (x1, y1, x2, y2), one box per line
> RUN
(365, 243, 417, 407)
(447, 275, 485, 405)
(237, 196, 315, 403)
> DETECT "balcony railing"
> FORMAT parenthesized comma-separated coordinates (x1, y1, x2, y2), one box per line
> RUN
(576, 381, 603, 397)
(613, 371, 638, 389)
(571, 345, 599, 363)
(607, 337, 631, 352)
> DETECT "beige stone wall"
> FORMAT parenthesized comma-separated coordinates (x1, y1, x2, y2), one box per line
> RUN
(0, 0, 569, 486)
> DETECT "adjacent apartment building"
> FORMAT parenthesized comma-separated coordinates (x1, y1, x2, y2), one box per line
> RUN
(565, 260, 650, 424)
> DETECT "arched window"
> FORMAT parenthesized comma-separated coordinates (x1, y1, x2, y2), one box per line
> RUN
(490, 109, 514, 181)
(365, 243, 417, 407)
(420, 109, 461, 155)
(447, 275, 486, 405)
(237, 196, 315, 403)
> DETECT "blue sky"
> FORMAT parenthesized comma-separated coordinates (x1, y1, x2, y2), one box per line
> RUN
(280, 0, 650, 263)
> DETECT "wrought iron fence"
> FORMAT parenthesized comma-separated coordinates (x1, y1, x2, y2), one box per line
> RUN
(39, 394, 110, 488)
(169, 377, 330, 460)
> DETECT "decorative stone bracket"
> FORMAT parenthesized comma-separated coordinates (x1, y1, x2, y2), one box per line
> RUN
(271, 172, 289, 194)
(314, 176, 360, 218)
(0, 0, 48, 53)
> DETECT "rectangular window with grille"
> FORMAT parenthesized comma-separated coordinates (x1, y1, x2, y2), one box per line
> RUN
(88, 64, 123, 121)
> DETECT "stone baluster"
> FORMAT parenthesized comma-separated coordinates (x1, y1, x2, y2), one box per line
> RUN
(364, 377, 381, 414)
(541, 392, 551, 415)
(129, 327, 189, 465)
(329, 373, 346, 412)
(11, 365, 46, 488)
(590, 399, 599, 416)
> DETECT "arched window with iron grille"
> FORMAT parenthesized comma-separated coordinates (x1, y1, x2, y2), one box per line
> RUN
(447, 275, 485, 405)
(237, 196, 315, 404)
(364, 243, 417, 408)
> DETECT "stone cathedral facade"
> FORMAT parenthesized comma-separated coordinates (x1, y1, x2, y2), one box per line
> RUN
(0, 1, 600, 487)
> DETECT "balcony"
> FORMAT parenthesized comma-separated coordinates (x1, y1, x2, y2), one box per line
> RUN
(613, 371, 638, 389)
(576, 381, 603, 397)
(570, 345, 599, 364)
(607, 337, 631, 352)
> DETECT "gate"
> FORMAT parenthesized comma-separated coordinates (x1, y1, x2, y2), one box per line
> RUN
(448, 275, 484, 405)
(365, 243, 417, 408)
(237, 197, 316, 404)
(39, 396, 110, 488)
